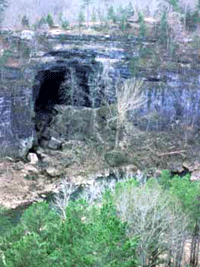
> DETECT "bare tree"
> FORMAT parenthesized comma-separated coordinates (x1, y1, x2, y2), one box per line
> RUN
(113, 181, 188, 266)
(115, 78, 145, 148)
(52, 179, 78, 220)
(59, 68, 87, 106)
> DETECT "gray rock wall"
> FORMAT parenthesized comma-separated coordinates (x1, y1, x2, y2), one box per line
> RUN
(1, 33, 200, 158)
(0, 80, 35, 158)
(130, 71, 200, 132)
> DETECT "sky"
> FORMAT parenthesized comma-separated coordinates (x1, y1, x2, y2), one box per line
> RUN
(1, 0, 197, 29)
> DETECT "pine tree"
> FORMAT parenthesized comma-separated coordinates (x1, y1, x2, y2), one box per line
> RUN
(78, 8, 85, 27)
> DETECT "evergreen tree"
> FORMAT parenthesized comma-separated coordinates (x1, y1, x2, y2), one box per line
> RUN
(46, 13, 54, 28)
(138, 12, 146, 37)
(107, 6, 116, 23)
(78, 8, 85, 27)
(21, 15, 29, 28)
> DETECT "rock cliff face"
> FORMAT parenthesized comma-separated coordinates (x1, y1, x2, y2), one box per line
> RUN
(1, 32, 200, 160)
(2, 31, 200, 208)
(0, 70, 35, 158)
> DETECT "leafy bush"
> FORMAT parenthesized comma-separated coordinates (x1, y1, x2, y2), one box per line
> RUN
(158, 171, 200, 265)
(104, 151, 129, 167)
(185, 10, 199, 31)
(61, 20, 69, 30)
(0, 197, 138, 266)
(0, 49, 12, 65)
(1, 173, 199, 266)
(24, 173, 38, 181)
(34, 16, 47, 29)
(0, 207, 14, 237)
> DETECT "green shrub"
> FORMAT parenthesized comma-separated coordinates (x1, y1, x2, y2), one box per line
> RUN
(46, 13, 54, 28)
(0, 49, 12, 65)
(185, 10, 199, 31)
(169, 0, 180, 11)
(61, 20, 69, 30)
(24, 173, 38, 181)
(5, 233, 49, 267)
(104, 150, 129, 167)
(158, 169, 172, 189)
(34, 16, 47, 29)
(0, 207, 14, 237)
(0, 198, 138, 266)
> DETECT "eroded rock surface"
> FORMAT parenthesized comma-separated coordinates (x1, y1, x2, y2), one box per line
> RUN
(1, 30, 200, 208)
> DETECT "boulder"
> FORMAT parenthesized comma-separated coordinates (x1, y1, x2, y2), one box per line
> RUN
(20, 30, 35, 40)
(45, 166, 63, 177)
(191, 171, 200, 181)
(27, 152, 39, 165)
(47, 137, 62, 150)
(13, 161, 24, 171)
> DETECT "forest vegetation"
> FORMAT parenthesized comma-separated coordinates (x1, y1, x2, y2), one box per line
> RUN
(0, 172, 200, 266)
(0, 0, 200, 266)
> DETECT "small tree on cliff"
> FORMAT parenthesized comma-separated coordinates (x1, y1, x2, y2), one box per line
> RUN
(46, 13, 54, 28)
(78, 8, 85, 27)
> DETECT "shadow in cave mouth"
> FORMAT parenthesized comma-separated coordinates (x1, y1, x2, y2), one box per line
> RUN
(33, 67, 68, 145)
(34, 68, 67, 113)
(33, 65, 92, 146)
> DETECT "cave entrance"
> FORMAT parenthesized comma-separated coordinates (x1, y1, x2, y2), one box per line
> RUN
(33, 67, 68, 145)
(34, 67, 67, 113)
(33, 64, 93, 147)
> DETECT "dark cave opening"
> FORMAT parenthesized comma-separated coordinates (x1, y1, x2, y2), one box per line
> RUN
(33, 67, 68, 146)
(34, 65, 92, 114)
(34, 68, 67, 113)
(32, 65, 93, 147)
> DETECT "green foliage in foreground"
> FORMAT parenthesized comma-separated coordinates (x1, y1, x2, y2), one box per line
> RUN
(0, 198, 138, 267)
(1, 172, 200, 267)
(0, 207, 13, 237)
(159, 170, 200, 223)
